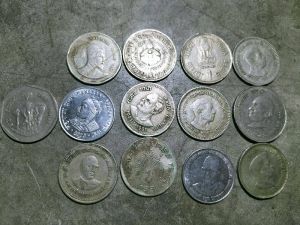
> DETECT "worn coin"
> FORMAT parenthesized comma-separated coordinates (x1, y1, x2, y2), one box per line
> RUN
(121, 137, 177, 196)
(183, 149, 234, 204)
(67, 32, 122, 84)
(238, 143, 288, 199)
(123, 29, 177, 81)
(234, 87, 286, 142)
(178, 87, 231, 140)
(59, 87, 114, 141)
(58, 144, 117, 204)
(0, 85, 58, 143)
(121, 83, 175, 136)
(181, 33, 232, 84)
(233, 37, 280, 86)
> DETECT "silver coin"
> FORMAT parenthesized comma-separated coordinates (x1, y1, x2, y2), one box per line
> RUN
(182, 149, 234, 204)
(123, 29, 177, 81)
(233, 37, 280, 86)
(58, 144, 117, 204)
(177, 87, 231, 140)
(121, 83, 175, 136)
(234, 87, 286, 142)
(0, 85, 58, 143)
(121, 137, 177, 196)
(59, 87, 114, 141)
(181, 33, 232, 84)
(67, 32, 122, 84)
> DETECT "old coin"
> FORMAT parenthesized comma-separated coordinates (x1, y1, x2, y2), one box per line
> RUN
(59, 87, 114, 141)
(0, 85, 58, 143)
(121, 137, 177, 196)
(178, 87, 231, 140)
(121, 83, 175, 136)
(233, 37, 280, 86)
(181, 33, 232, 84)
(182, 149, 234, 204)
(58, 144, 117, 204)
(123, 29, 177, 81)
(67, 32, 122, 84)
(234, 87, 286, 142)
(238, 143, 288, 199)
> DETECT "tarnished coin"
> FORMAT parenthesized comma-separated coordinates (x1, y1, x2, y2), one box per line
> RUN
(181, 33, 232, 84)
(0, 85, 57, 143)
(58, 144, 117, 204)
(123, 29, 177, 81)
(238, 143, 288, 199)
(234, 87, 286, 142)
(121, 137, 177, 196)
(183, 149, 234, 204)
(67, 32, 122, 84)
(121, 83, 175, 136)
(59, 87, 114, 141)
(178, 87, 231, 140)
(233, 37, 280, 86)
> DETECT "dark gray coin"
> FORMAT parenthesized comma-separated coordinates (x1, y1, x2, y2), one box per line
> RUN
(234, 87, 286, 142)
(182, 149, 234, 204)
(238, 143, 288, 199)
(0, 85, 58, 143)
(59, 87, 114, 141)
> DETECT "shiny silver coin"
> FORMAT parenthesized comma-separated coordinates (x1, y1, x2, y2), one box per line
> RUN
(121, 137, 177, 196)
(178, 87, 231, 140)
(59, 87, 114, 141)
(233, 37, 280, 86)
(58, 144, 117, 204)
(0, 85, 58, 143)
(123, 29, 177, 81)
(67, 32, 122, 84)
(181, 33, 232, 84)
(121, 83, 175, 136)
(183, 149, 234, 204)
(234, 87, 286, 142)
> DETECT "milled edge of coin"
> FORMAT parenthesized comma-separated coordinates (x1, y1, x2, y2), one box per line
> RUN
(237, 143, 288, 199)
(67, 32, 122, 85)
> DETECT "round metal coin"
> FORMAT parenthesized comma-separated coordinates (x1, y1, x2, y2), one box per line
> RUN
(238, 143, 288, 199)
(123, 29, 177, 81)
(0, 85, 58, 143)
(58, 144, 117, 204)
(67, 32, 122, 84)
(59, 87, 114, 141)
(120, 137, 177, 196)
(182, 149, 234, 204)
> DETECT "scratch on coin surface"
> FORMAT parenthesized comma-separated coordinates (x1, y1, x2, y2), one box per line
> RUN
(27, 162, 42, 198)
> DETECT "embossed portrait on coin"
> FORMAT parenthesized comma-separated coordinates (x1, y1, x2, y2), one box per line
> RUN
(196, 37, 216, 72)
(244, 47, 267, 77)
(140, 40, 162, 66)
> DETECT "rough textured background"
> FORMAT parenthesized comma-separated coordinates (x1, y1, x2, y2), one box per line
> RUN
(0, 0, 299, 224)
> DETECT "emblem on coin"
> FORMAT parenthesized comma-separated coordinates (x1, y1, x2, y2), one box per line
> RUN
(59, 87, 114, 141)
(121, 137, 177, 196)
(58, 144, 117, 204)
(123, 29, 177, 81)
(0, 85, 57, 143)
(67, 32, 122, 84)
(178, 87, 231, 140)
(181, 33, 232, 84)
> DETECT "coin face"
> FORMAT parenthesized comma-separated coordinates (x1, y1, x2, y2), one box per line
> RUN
(123, 29, 177, 81)
(58, 144, 117, 204)
(178, 87, 231, 140)
(121, 83, 175, 136)
(238, 144, 288, 199)
(183, 149, 234, 204)
(0, 85, 58, 143)
(233, 37, 280, 86)
(59, 87, 114, 141)
(121, 137, 177, 196)
(234, 87, 286, 142)
(67, 32, 122, 84)
(181, 33, 232, 84)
